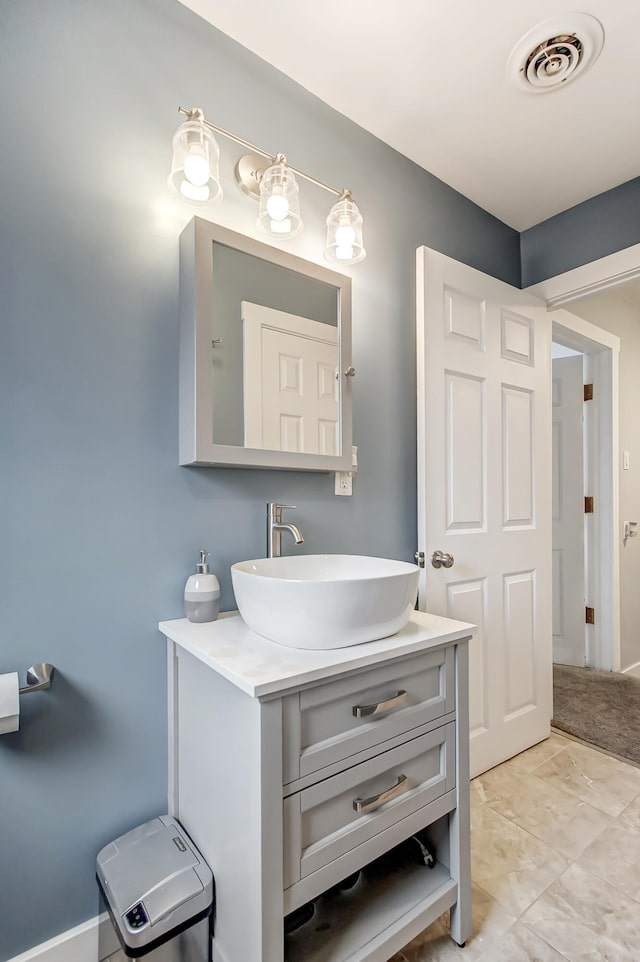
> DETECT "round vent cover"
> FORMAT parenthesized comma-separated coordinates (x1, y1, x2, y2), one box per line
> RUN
(508, 13, 604, 92)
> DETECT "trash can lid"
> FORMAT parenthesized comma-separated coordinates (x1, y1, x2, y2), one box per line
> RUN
(97, 815, 213, 956)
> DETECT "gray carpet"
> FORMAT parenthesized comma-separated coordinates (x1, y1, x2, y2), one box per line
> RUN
(553, 664, 640, 764)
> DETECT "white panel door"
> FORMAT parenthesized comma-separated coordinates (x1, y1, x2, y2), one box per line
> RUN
(417, 248, 552, 777)
(552, 355, 586, 667)
(242, 302, 338, 454)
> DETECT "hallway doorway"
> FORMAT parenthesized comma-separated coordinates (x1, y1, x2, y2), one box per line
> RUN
(552, 344, 586, 667)
(550, 309, 620, 672)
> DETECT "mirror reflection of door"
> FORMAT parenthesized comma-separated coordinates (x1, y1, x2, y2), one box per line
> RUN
(242, 301, 339, 454)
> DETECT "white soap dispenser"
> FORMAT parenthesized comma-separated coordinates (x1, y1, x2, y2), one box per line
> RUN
(184, 550, 221, 623)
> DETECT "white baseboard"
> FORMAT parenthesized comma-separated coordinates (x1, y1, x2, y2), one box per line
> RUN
(622, 660, 640, 676)
(6, 913, 119, 962)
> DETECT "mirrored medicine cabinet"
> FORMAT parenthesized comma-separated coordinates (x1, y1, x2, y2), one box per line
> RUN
(179, 218, 353, 471)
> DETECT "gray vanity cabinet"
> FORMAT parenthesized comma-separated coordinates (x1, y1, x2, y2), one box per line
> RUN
(161, 611, 473, 962)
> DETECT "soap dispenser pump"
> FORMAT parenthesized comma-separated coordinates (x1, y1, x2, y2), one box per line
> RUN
(184, 550, 220, 623)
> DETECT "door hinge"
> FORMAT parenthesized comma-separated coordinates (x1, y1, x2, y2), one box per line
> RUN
(585, 606, 595, 625)
(584, 383, 594, 401)
(584, 496, 594, 514)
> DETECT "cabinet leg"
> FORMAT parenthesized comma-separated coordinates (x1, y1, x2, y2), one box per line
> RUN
(449, 898, 471, 948)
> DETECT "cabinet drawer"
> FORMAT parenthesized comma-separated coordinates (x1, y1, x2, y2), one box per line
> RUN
(283, 722, 455, 887)
(282, 647, 454, 784)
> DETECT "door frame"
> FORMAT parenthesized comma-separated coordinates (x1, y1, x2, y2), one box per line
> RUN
(527, 252, 627, 672)
(550, 352, 586, 668)
(549, 311, 620, 671)
(526, 242, 640, 310)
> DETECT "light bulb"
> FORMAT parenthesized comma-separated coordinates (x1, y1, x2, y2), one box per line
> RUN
(183, 151, 210, 187)
(335, 245, 354, 260)
(266, 191, 290, 221)
(270, 218, 293, 234)
(180, 180, 210, 202)
(258, 162, 302, 237)
(335, 224, 356, 247)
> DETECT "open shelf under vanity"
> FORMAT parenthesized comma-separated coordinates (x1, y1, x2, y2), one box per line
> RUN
(285, 859, 457, 962)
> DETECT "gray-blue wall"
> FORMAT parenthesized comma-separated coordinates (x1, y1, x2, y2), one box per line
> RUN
(0, 0, 534, 957)
(521, 176, 640, 287)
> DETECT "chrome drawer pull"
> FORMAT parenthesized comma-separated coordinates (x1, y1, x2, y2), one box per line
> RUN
(352, 689, 408, 718)
(353, 774, 409, 814)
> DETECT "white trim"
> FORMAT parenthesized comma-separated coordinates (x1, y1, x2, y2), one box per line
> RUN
(527, 242, 640, 309)
(527, 244, 632, 674)
(622, 659, 640, 675)
(550, 309, 620, 672)
(548, 309, 620, 355)
(6, 913, 118, 962)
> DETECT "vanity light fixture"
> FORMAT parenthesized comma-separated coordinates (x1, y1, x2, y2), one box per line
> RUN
(168, 107, 366, 266)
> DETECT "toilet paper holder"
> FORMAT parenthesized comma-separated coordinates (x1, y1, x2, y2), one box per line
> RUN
(19, 663, 55, 696)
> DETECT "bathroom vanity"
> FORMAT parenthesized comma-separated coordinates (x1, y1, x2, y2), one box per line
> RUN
(160, 610, 474, 962)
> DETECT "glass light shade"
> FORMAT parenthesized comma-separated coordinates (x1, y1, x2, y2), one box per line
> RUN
(258, 162, 303, 239)
(324, 196, 366, 265)
(168, 119, 222, 208)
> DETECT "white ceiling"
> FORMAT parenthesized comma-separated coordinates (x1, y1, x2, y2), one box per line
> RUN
(178, 0, 640, 231)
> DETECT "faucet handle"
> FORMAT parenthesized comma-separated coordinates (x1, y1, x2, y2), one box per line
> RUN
(267, 502, 297, 523)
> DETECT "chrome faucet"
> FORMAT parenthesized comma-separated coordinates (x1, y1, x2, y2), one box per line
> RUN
(267, 502, 304, 558)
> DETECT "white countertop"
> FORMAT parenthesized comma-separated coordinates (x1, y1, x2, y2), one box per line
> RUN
(159, 610, 475, 699)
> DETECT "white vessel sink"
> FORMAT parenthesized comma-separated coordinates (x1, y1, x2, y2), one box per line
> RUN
(230, 554, 420, 649)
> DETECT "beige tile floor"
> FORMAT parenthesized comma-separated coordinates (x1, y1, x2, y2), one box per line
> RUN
(105, 733, 640, 962)
(390, 732, 640, 962)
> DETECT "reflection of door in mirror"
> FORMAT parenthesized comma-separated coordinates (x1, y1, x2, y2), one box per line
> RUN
(242, 302, 338, 454)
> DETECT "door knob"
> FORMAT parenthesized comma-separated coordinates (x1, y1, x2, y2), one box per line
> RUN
(431, 550, 454, 569)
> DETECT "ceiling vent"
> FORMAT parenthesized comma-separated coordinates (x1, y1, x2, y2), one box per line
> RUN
(508, 13, 604, 92)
